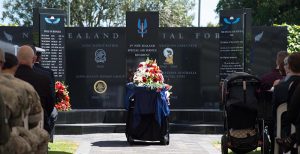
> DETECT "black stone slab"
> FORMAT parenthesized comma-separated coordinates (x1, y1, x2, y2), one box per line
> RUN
(55, 123, 223, 135)
(56, 109, 223, 124)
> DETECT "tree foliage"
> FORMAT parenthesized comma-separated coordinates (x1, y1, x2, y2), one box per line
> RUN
(286, 25, 300, 53)
(1, 0, 194, 27)
(215, 0, 300, 26)
(274, 24, 300, 53)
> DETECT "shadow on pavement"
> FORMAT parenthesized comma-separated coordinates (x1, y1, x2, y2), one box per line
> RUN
(91, 140, 163, 147)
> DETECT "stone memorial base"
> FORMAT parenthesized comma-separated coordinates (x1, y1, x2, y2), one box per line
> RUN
(55, 109, 223, 134)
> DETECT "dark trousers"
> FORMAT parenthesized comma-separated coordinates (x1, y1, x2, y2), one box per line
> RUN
(48, 108, 58, 142)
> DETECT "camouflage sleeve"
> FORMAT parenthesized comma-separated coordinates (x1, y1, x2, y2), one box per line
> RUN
(0, 86, 21, 119)
(27, 89, 43, 129)
(0, 93, 11, 145)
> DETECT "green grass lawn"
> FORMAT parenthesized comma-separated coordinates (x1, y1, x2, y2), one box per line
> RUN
(48, 140, 79, 154)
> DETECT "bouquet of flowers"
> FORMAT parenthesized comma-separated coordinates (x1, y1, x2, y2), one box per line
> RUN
(133, 58, 172, 92)
(55, 81, 71, 111)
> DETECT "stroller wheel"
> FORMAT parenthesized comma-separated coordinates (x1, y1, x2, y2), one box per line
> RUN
(221, 135, 228, 154)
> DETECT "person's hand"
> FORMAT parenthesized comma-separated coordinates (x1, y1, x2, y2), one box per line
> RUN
(268, 86, 274, 92)
(273, 79, 281, 86)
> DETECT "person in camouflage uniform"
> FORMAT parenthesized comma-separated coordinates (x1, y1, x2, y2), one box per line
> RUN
(0, 48, 11, 153)
(0, 52, 49, 153)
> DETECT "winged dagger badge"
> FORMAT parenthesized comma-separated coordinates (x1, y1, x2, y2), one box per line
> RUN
(137, 18, 147, 38)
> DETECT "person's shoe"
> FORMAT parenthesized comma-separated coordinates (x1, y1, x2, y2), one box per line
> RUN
(276, 137, 293, 152)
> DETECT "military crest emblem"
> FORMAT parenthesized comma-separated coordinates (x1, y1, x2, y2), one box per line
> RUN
(95, 49, 106, 63)
(94, 80, 107, 94)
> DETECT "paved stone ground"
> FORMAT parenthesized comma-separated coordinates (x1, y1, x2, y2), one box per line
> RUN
(54, 133, 222, 154)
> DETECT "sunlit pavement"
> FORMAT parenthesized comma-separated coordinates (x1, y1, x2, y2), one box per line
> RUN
(54, 133, 222, 154)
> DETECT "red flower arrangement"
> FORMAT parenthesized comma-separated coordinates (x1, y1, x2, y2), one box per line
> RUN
(55, 81, 71, 111)
(133, 58, 172, 92)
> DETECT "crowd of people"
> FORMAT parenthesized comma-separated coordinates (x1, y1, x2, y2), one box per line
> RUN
(0, 45, 57, 154)
(261, 51, 300, 153)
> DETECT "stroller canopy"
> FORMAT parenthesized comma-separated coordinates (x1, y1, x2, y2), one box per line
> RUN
(224, 72, 260, 85)
(222, 72, 261, 109)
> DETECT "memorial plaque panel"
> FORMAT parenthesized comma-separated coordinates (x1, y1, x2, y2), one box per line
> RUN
(126, 12, 159, 81)
(158, 28, 220, 109)
(65, 27, 126, 109)
(219, 9, 252, 81)
(33, 8, 66, 81)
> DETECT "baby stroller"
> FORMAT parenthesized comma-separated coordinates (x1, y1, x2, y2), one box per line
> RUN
(221, 72, 270, 154)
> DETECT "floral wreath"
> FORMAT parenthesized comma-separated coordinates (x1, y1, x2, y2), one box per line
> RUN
(133, 58, 172, 92)
(55, 81, 71, 111)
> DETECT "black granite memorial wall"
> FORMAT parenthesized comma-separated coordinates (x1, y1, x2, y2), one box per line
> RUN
(64, 26, 287, 109)
(0, 26, 287, 110)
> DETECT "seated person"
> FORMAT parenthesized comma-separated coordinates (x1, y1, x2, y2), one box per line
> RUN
(261, 51, 288, 91)
(260, 51, 288, 154)
(275, 52, 300, 152)
(276, 82, 300, 152)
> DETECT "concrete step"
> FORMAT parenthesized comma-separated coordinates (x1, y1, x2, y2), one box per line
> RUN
(54, 123, 223, 135)
(57, 109, 223, 124)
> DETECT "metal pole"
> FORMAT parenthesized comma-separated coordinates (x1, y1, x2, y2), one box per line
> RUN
(68, 0, 71, 26)
(243, 12, 246, 72)
(198, 0, 201, 27)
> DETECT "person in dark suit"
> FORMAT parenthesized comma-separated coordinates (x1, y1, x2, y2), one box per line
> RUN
(15, 45, 54, 134)
(289, 83, 300, 146)
(31, 46, 57, 142)
(31, 46, 55, 100)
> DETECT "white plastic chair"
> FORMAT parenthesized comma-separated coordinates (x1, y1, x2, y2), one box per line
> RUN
(274, 103, 296, 154)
